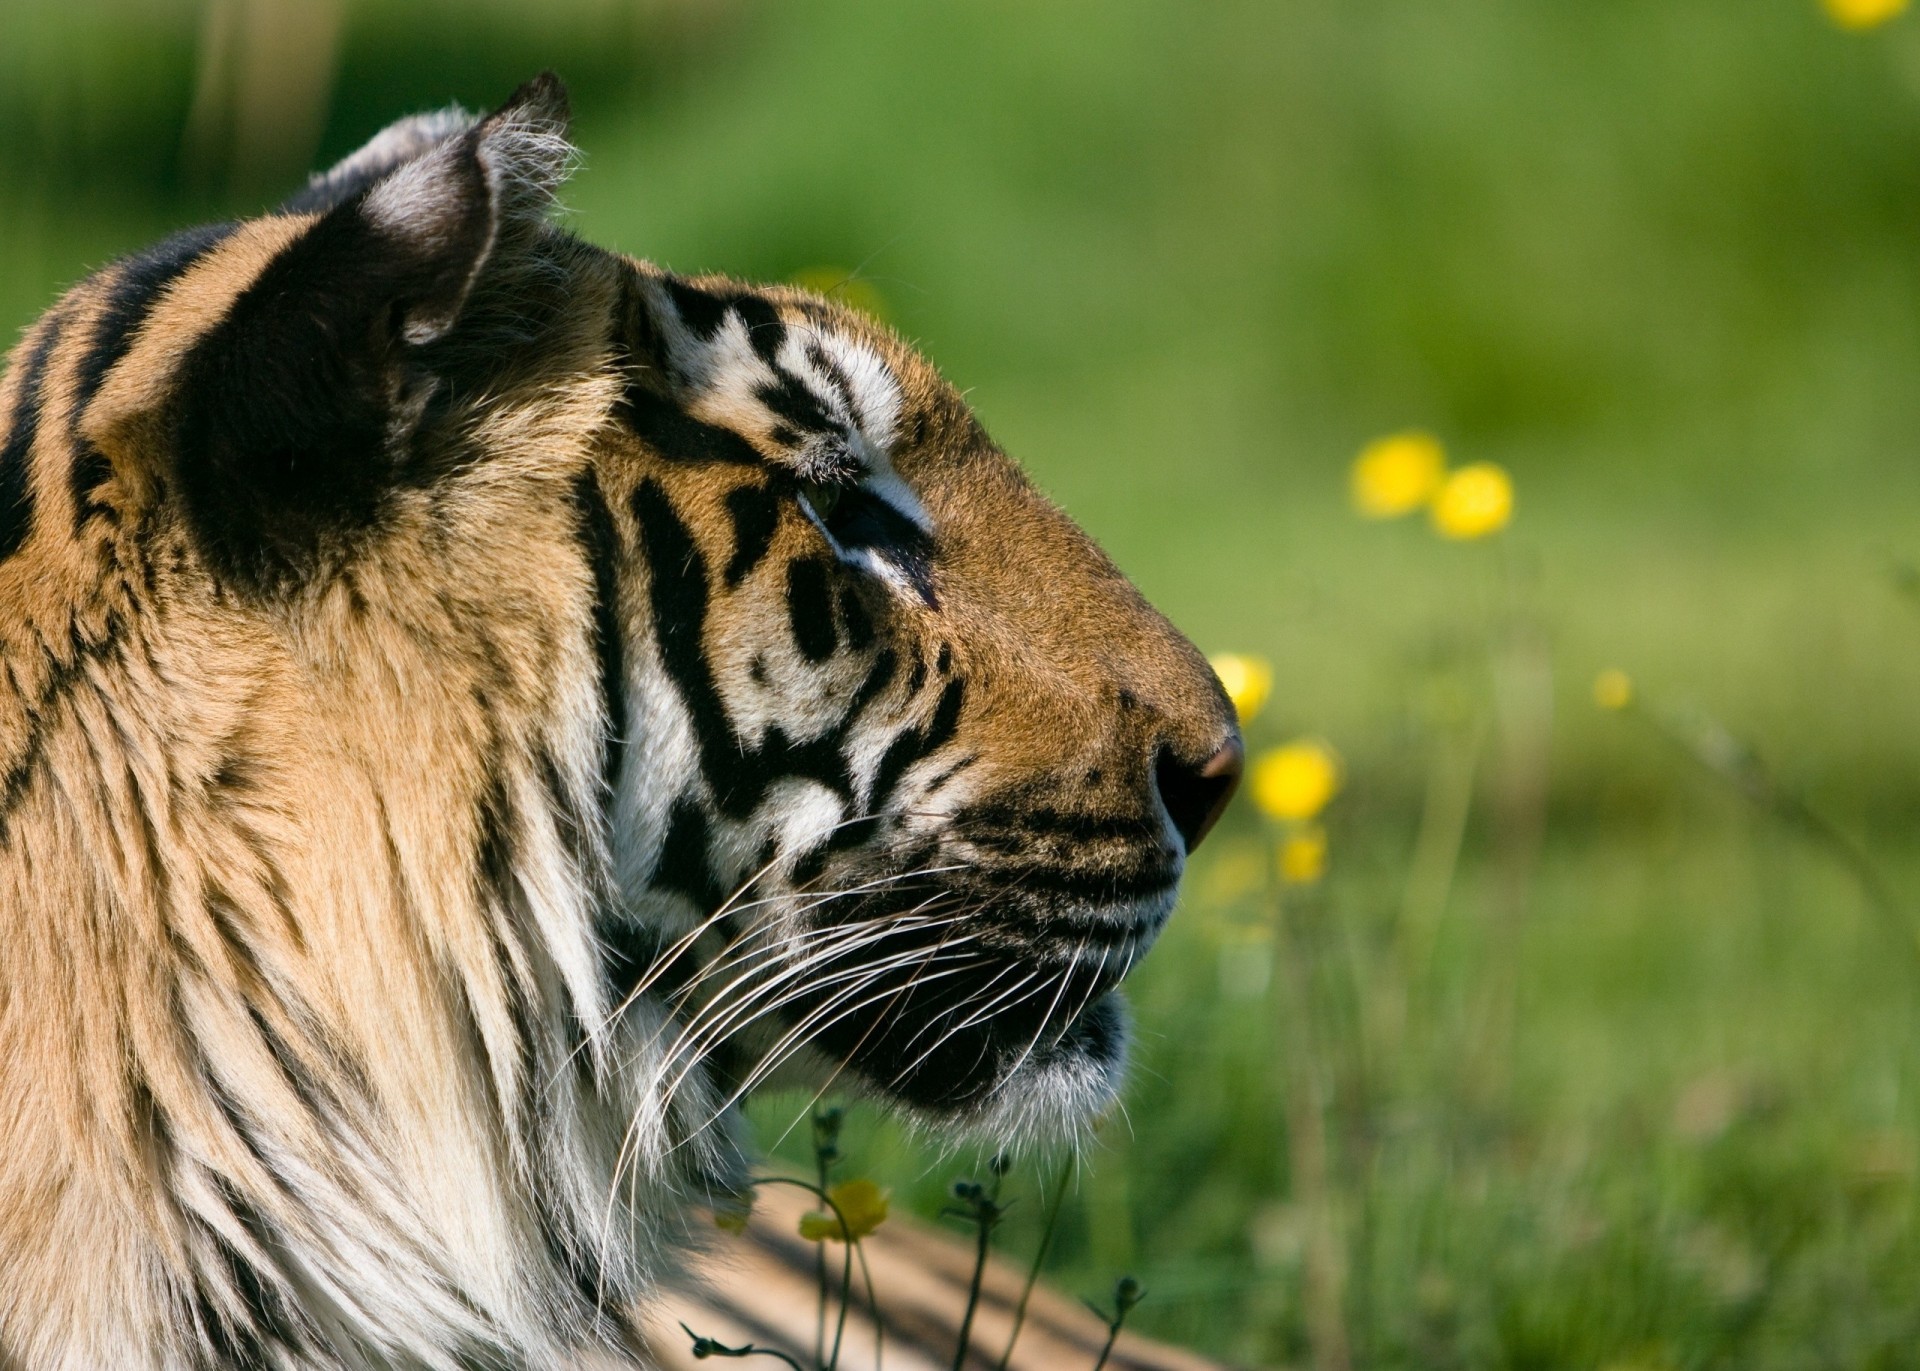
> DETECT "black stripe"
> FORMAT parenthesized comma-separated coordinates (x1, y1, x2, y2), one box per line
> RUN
(631, 477, 735, 786)
(722, 481, 780, 588)
(191, 1181, 311, 1368)
(70, 222, 236, 528)
(839, 587, 874, 651)
(785, 556, 838, 662)
(755, 369, 835, 444)
(633, 478, 901, 826)
(652, 796, 723, 912)
(729, 292, 786, 366)
(0, 312, 66, 562)
(620, 384, 765, 468)
(868, 677, 967, 811)
(834, 487, 937, 604)
(663, 277, 730, 340)
(569, 469, 627, 794)
(471, 767, 544, 1063)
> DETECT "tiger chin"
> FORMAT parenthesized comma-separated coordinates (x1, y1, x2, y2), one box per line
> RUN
(0, 75, 1241, 1370)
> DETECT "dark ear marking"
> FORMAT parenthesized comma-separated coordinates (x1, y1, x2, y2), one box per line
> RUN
(170, 75, 574, 594)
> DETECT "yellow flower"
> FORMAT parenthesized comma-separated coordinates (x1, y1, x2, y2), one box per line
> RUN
(1209, 652, 1274, 725)
(1593, 668, 1634, 712)
(1824, 0, 1907, 28)
(1278, 825, 1328, 884)
(1350, 431, 1447, 518)
(789, 266, 891, 321)
(1249, 740, 1341, 821)
(1430, 462, 1513, 539)
(798, 1179, 890, 1243)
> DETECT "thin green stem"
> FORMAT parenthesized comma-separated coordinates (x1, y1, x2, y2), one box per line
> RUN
(1087, 1279, 1144, 1371)
(814, 1152, 830, 1368)
(995, 1155, 1072, 1371)
(951, 1212, 993, 1371)
(745, 1177, 857, 1371)
(855, 1241, 883, 1371)
(1090, 1324, 1121, 1371)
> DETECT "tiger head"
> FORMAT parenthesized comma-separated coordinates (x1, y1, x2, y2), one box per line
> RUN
(593, 263, 1242, 1138)
(252, 76, 1241, 1141)
(286, 79, 1240, 1141)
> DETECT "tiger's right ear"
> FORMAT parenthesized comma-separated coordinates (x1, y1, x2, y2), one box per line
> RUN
(159, 75, 575, 593)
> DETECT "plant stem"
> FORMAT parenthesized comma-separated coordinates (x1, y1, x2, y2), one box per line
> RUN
(855, 1241, 883, 1371)
(1640, 699, 1916, 967)
(951, 1209, 993, 1371)
(1088, 1279, 1144, 1371)
(1273, 879, 1352, 1371)
(1392, 709, 1484, 1049)
(996, 1155, 1072, 1371)
(815, 1150, 830, 1369)
(746, 1177, 857, 1371)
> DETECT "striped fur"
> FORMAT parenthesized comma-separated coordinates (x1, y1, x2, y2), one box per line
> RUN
(0, 76, 1239, 1369)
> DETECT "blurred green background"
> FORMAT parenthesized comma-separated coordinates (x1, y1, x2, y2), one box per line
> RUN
(9, 1, 1920, 1365)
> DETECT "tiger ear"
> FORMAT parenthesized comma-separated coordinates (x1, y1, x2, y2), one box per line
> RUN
(165, 75, 576, 593)
(350, 72, 573, 343)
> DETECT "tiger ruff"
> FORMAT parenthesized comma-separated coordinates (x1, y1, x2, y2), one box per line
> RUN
(0, 77, 1242, 1370)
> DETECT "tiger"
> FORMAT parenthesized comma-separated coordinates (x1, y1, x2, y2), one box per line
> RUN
(0, 75, 1242, 1370)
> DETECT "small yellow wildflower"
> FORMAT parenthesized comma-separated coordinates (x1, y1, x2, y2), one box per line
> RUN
(789, 266, 891, 321)
(1209, 652, 1273, 725)
(1278, 825, 1328, 884)
(1350, 431, 1447, 518)
(1430, 462, 1513, 539)
(797, 1178, 890, 1243)
(1593, 668, 1634, 712)
(1249, 740, 1341, 822)
(1824, 0, 1908, 29)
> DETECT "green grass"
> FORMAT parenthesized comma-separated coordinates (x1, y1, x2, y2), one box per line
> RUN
(10, 0, 1920, 1364)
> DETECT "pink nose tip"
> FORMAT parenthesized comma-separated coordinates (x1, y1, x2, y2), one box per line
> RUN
(1154, 736, 1244, 852)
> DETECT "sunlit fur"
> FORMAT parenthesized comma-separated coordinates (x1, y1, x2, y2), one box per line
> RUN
(0, 77, 1237, 1369)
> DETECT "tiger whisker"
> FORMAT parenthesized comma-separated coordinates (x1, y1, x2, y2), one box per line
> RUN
(758, 914, 988, 1154)
(602, 856, 965, 1026)
(643, 910, 973, 1103)
(673, 951, 996, 1149)
(653, 904, 969, 1046)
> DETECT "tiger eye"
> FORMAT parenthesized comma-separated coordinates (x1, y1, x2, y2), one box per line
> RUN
(802, 481, 843, 521)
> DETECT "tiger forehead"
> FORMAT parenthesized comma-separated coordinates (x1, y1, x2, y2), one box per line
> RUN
(629, 267, 909, 482)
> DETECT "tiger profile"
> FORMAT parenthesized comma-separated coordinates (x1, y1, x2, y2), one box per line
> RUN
(0, 76, 1241, 1369)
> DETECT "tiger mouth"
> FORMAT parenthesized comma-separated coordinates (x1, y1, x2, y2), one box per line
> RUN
(758, 895, 1168, 1117)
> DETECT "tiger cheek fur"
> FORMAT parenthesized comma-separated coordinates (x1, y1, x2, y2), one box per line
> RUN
(0, 75, 1238, 1371)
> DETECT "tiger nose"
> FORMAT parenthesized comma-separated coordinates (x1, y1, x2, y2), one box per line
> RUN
(1153, 737, 1244, 853)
